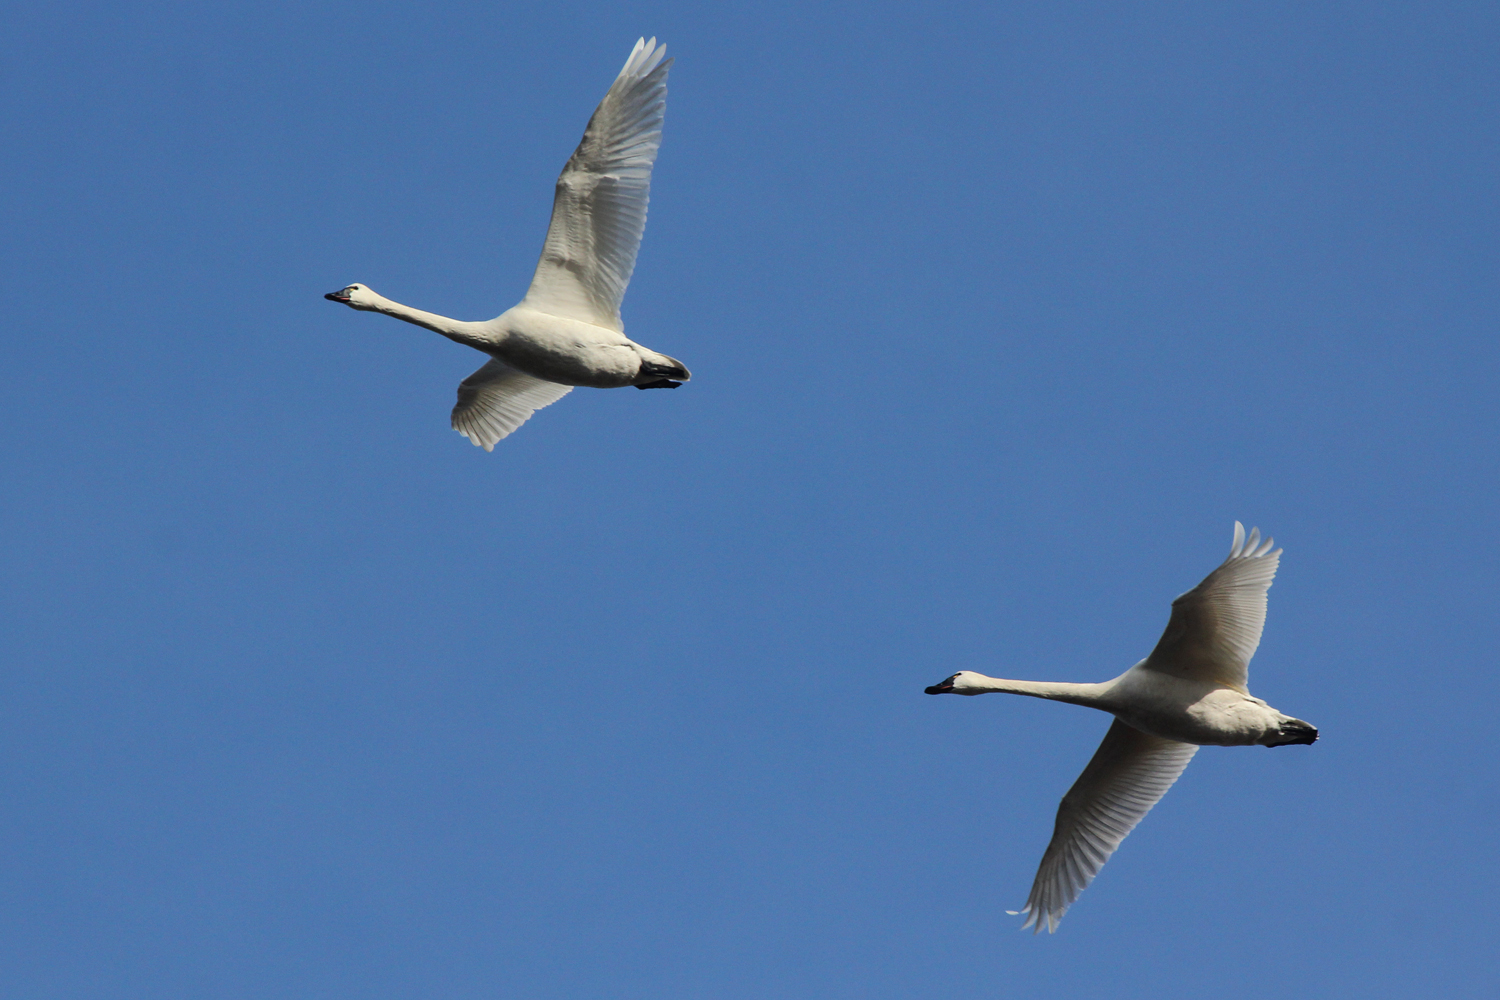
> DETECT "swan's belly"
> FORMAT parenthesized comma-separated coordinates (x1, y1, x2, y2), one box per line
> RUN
(1114, 704, 1281, 746)
(1106, 672, 1287, 746)
(492, 308, 641, 388)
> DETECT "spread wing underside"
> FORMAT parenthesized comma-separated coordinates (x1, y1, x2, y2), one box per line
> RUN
(451, 359, 572, 450)
(1143, 522, 1281, 689)
(522, 38, 672, 330)
(1011, 719, 1198, 933)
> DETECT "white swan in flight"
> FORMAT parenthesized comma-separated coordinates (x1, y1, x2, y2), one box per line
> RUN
(325, 38, 687, 450)
(925, 523, 1318, 933)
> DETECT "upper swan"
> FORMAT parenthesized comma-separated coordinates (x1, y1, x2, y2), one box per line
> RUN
(325, 38, 688, 450)
(925, 522, 1318, 933)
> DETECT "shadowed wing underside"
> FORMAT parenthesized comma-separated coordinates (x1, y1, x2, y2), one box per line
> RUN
(451, 359, 573, 451)
(1143, 522, 1281, 689)
(522, 38, 672, 330)
(1012, 719, 1198, 933)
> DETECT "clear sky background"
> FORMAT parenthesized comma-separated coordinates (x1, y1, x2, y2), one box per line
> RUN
(1, 1, 1496, 997)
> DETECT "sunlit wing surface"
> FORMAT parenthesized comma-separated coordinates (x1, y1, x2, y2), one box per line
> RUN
(523, 38, 672, 330)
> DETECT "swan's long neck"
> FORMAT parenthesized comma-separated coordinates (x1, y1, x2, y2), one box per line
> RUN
(966, 675, 1110, 708)
(370, 294, 491, 350)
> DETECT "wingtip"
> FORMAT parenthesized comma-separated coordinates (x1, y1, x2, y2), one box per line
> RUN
(1012, 904, 1056, 934)
(620, 37, 646, 76)
(621, 36, 668, 79)
(1229, 522, 1279, 560)
(455, 427, 498, 452)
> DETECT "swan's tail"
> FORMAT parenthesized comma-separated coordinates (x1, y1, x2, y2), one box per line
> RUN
(634, 353, 691, 389)
(1265, 718, 1319, 747)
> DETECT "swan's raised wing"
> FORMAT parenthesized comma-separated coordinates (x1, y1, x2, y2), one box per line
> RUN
(1011, 719, 1198, 933)
(1142, 522, 1281, 690)
(522, 38, 672, 331)
(451, 359, 572, 451)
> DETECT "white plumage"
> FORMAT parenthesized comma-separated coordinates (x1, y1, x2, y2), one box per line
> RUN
(1144, 521, 1282, 687)
(1012, 721, 1198, 933)
(325, 38, 689, 450)
(450, 360, 576, 450)
(525, 37, 671, 330)
(925, 523, 1318, 933)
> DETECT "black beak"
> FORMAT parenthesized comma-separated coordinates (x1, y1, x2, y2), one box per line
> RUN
(925, 676, 956, 695)
(325, 290, 351, 303)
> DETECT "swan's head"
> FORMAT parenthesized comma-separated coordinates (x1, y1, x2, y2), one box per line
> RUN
(924, 671, 986, 695)
(324, 283, 379, 310)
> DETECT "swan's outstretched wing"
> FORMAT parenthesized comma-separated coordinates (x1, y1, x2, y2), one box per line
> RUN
(522, 38, 672, 331)
(451, 359, 572, 450)
(1142, 522, 1281, 689)
(1011, 719, 1198, 933)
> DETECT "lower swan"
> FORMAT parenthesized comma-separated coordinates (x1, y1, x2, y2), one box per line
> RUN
(925, 522, 1318, 933)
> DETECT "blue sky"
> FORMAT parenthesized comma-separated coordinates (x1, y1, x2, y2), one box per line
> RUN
(1, 1, 1495, 996)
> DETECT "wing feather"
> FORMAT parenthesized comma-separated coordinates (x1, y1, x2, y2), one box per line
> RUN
(522, 38, 672, 329)
(1010, 720, 1198, 933)
(451, 359, 572, 450)
(1142, 521, 1281, 689)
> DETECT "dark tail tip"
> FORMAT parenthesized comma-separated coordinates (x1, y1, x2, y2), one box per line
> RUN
(640, 359, 690, 382)
(1267, 719, 1319, 747)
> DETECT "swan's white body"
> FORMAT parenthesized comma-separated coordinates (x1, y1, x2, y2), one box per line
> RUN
(325, 38, 688, 450)
(926, 523, 1318, 933)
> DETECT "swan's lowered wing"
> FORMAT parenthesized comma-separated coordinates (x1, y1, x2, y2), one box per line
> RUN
(1142, 522, 1280, 690)
(1012, 719, 1197, 933)
(522, 38, 671, 331)
(451, 359, 572, 450)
